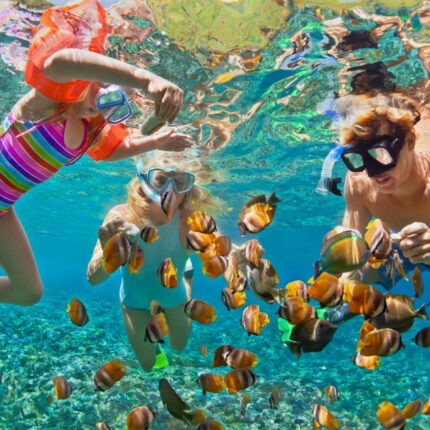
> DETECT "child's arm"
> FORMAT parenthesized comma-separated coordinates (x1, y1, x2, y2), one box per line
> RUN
(43, 49, 183, 122)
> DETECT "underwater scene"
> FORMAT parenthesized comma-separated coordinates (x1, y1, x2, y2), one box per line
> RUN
(1, 0, 430, 428)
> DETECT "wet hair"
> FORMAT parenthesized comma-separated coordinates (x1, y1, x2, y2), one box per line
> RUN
(335, 92, 421, 146)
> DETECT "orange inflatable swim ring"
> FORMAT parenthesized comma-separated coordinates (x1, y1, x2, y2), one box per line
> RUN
(25, 0, 107, 103)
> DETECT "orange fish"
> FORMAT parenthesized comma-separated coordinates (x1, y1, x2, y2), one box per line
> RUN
(224, 348, 258, 370)
(212, 235, 232, 256)
(359, 328, 404, 357)
(128, 242, 144, 274)
(157, 257, 178, 288)
(402, 399, 423, 419)
(422, 399, 430, 415)
(324, 386, 340, 402)
(149, 300, 164, 316)
(411, 266, 423, 298)
(243, 239, 265, 267)
(140, 226, 159, 244)
(238, 192, 281, 235)
(343, 281, 387, 318)
(307, 272, 343, 307)
(221, 288, 247, 310)
(224, 369, 257, 394)
(126, 405, 156, 430)
(313, 404, 339, 430)
(186, 230, 217, 252)
(413, 326, 430, 347)
(201, 255, 228, 279)
(52, 376, 72, 400)
(184, 299, 217, 324)
(67, 298, 89, 326)
(269, 387, 281, 409)
(94, 360, 126, 391)
(212, 345, 234, 367)
(241, 304, 270, 336)
(277, 296, 316, 325)
(188, 211, 217, 234)
(197, 373, 226, 395)
(240, 394, 251, 417)
(364, 218, 392, 268)
(200, 344, 208, 357)
(352, 352, 381, 370)
(102, 232, 131, 273)
(377, 401, 405, 430)
(247, 258, 280, 304)
(159, 378, 206, 425)
(144, 312, 169, 343)
(197, 419, 225, 430)
(95, 423, 112, 430)
(283, 280, 309, 302)
(226, 254, 247, 292)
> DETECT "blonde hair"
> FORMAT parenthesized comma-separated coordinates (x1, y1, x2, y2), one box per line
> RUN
(128, 151, 228, 219)
(335, 93, 421, 146)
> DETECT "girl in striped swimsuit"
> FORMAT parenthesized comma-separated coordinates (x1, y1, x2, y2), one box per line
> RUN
(0, 16, 193, 306)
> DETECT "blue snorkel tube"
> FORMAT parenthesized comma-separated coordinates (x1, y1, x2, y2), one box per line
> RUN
(136, 156, 161, 205)
(315, 145, 347, 197)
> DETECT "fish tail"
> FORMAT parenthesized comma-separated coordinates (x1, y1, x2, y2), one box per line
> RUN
(268, 192, 282, 205)
(417, 303, 429, 320)
(212, 315, 218, 322)
(313, 260, 321, 280)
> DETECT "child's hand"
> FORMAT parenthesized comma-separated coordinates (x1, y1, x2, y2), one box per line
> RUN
(98, 219, 139, 248)
(153, 128, 194, 152)
(145, 75, 184, 122)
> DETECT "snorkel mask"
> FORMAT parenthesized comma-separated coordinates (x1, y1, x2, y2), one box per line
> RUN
(96, 84, 133, 124)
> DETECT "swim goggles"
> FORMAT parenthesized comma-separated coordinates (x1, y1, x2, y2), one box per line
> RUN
(96, 84, 133, 124)
(138, 168, 195, 200)
(340, 134, 404, 177)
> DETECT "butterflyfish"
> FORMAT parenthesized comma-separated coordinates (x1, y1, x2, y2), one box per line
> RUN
(283, 280, 309, 302)
(241, 304, 270, 336)
(238, 192, 281, 235)
(184, 299, 217, 324)
(128, 241, 144, 274)
(160, 189, 177, 221)
(95, 423, 112, 430)
(67, 297, 89, 326)
(352, 352, 381, 371)
(402, 399, 423, 419)
(385, 249, 408, 286)
(368, 294, 428, 333)
(201, 255, 228, 279)
(149, 300, 164, 316)
(227, 255, 247, 293)
(343, 281, 387, 318)
(212, 345, 234, 367)
(411, 266, 423, 298)
(377, 401, 405, 430)
(221, 288, 247, 310)
(94, 360, 126, 391)
(286, 319, 337, 358)
(224, 347, 258, 370)
(140, 226, 159, 244)
(212, 235, 232, 256)
(157, 257, 178, 288)
(315, 228, 369, 277)
(364, 218, 392, 268)
(186, 230, 216, 252)
(188, 211, 217, 234)
(413, 326, 430, 347)
(240, 394, 251, 417)
(307, 272, 343, 307)
(197, 419, 225, 430)
(277, 296, 316, 326)
(243, 239, 265, 267)
(200, 344, 208, 357)
(268, 387, 281, 409)
(224, 369, 257, 394)
(313, 404, 339, 430)
(324, 386, 340, 402)
(359, 328, 404, 357)
(52, 376, 72, 400)
(102, 232, 131, 273)
(126, 405, 156, 430)
(422, 399, 430, 415)
(356, 320, 377, 351)
(158, 378, 206, 425)
(247, 259, 280, 304)
(144, 312, 169, 343)
(197, 373, 226, 395)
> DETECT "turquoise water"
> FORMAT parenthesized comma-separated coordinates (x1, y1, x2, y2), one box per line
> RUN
(1, 1, 430, 429)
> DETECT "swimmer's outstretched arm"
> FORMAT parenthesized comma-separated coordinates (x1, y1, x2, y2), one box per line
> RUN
(43, 49, 183, 122)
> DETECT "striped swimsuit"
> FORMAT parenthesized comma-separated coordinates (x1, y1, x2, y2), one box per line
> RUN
(0, 112, 89, 215)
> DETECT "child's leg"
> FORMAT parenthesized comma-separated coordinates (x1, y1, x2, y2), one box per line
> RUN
(165, 303, 191, 350)
(121, 304, 156, 371)
(0, 209, 43, 305)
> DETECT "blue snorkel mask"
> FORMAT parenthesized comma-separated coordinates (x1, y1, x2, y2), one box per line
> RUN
(96, 84, 133, 124)
(315, 145, 349, 196)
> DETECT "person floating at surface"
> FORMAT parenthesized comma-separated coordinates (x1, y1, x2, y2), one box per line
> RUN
(86, 152, 226, 371)
(0, 0, 193, 307)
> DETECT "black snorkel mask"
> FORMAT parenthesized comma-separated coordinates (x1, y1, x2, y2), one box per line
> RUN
(340, 134, 404, 177)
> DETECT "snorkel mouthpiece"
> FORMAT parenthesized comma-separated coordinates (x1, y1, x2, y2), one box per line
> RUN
(316, 145, 347, 197)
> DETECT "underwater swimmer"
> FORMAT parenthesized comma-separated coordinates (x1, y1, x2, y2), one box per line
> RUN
(0, 0, 192, 307)
(87, 153, 227, 371)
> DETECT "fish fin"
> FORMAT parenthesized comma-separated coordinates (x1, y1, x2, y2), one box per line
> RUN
(268, 191, 282, 205)
(416, 303, 429, 320)
(212, 315, 218, 322)
(66, 304, 70, 313)
(285, 341, 301, 358)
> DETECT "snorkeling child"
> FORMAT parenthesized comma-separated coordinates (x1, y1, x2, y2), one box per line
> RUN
(86, 152, 226, 371)
(0, 0, 193, 306)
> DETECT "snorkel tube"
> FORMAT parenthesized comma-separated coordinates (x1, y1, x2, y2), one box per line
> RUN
(136, 157, 161, 205)
(315, 145, 347, 197)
